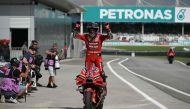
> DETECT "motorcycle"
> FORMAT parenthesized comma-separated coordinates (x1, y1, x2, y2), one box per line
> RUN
(75, 66, 106, 109)
(168, 56, 174, 64)
(167, 48, 175, 64)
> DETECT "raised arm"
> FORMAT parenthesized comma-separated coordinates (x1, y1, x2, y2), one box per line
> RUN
(73, 23, 80, 38)
(101, 23, 113, 41)
(73, 23, 86, 41)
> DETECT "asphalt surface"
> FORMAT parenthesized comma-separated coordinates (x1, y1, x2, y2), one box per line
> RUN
(0, 55, 190, 109)
(122, 57, 190, 103)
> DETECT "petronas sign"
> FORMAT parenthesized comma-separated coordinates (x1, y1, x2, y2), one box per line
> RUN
(99, 8, 173, 21)
(83, 6, 190, 23)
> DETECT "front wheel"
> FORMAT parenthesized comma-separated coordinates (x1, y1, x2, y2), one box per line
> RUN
(84, 92, 94, 109)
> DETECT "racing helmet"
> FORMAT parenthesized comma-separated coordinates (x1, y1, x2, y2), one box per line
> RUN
(87, 23, 99, 38)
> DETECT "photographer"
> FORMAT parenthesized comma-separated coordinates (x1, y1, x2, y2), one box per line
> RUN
(22, 46, 37, 90)
(30, 40, 43, 87)
(45, 43, 61, 88)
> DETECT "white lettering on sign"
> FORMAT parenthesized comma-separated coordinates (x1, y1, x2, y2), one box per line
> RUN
(144, 10, 154, 19)
(124, 9, 133, 19)
(116, 9, 125, 19)
(164, 10, 172, 20)
(108, 9, 116, 19)
(134, 9, 144, 19)
(100, 9, 108, 19)
(99, 9, 172, 20)
(154, 10, 164, 19)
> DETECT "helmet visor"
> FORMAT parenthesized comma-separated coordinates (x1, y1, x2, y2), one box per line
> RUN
(89, 28, 97, 38)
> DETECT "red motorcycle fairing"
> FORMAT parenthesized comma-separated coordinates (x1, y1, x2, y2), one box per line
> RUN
(75, 67, 106, 105)
(92, 72, 105, 86)
(76, 69, 86, 86)
(75, 68, 105, 87)
(75, 69, 106, 86)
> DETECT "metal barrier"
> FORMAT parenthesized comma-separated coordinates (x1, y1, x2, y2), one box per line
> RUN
(10, 47, 23, 59)
(101, 49, 190, 57)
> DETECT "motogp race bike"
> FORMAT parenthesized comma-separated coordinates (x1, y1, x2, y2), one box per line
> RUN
(75, 66, 107, 109)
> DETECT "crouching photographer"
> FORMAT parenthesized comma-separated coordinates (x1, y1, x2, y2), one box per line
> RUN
(0, 58, 29, 103)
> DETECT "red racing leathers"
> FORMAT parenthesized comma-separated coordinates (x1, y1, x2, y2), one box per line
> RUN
(75, 32, 112, 75)
(167, 49, 176, 57)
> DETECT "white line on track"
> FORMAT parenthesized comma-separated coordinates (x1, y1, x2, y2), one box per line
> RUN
(119, 58, 190, 98)
(107, 58, 168, 109)
(175, 60, 190, 67)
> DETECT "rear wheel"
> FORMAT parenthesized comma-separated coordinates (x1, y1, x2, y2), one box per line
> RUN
(168, 57, 174, 64)
(84, 92, 94, 109)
